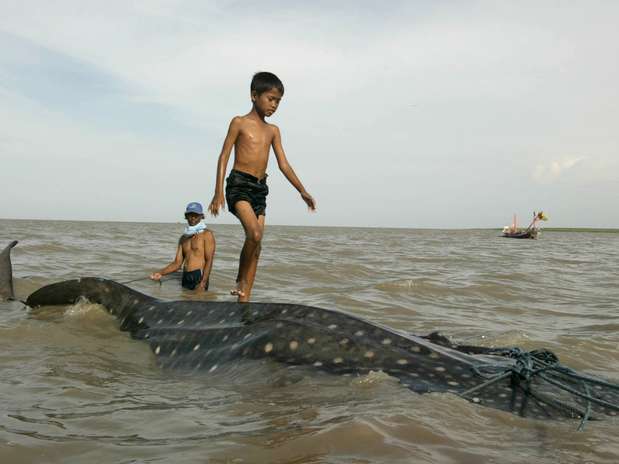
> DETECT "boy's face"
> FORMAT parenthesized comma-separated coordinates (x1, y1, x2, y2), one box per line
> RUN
(252, 88, 283, 117)
(184, 213, 203, 226)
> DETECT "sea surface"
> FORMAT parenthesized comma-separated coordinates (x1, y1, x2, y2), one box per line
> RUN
(1, 219, 618, 464)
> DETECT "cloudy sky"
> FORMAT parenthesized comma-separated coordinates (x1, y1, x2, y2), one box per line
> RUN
(1, 1, 617, 228)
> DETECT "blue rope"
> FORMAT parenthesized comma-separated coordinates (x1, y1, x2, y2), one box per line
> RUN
(577, 381, 592, 432)
(459, 347, 619, 430)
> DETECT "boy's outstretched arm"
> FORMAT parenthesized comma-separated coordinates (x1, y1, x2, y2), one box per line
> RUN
(209, 117, 242, 216)
(150, 244, 183, 280)
(271, 125, 316, 211)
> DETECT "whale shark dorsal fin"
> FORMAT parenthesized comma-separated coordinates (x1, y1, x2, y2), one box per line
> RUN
(0, 240, 18, 300)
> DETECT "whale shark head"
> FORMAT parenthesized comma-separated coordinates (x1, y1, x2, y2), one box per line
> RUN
(0, 241, 18, 301)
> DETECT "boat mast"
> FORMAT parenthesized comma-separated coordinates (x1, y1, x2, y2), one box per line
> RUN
(512, 213, 517, 232)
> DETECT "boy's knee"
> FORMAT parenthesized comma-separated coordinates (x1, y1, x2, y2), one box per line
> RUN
(246, 228, 263, 244)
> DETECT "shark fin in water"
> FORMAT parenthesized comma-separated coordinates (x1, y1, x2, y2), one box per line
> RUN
(0, 241, 18, 301)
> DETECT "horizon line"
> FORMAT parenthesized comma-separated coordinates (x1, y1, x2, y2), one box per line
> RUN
(1, 217, 618, 232)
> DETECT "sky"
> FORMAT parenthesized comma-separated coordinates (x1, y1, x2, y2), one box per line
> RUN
(1, 0, 618, 228)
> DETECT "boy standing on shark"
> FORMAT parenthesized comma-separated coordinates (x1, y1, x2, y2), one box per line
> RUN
(208, 72, 315, 302)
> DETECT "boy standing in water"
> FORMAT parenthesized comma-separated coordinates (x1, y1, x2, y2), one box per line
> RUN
(150, 202, 216, 291)
(208, 72, 315, 302)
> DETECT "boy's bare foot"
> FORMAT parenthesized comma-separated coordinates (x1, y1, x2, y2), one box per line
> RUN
(230, 281, 247, 298)
(230, 287, 245, 297)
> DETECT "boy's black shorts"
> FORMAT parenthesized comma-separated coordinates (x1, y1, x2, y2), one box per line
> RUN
(225, 169, 269, 218)
(182, 269, 202, 290)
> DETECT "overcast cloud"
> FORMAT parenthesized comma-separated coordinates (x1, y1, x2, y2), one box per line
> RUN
(1, 1, 618, 227)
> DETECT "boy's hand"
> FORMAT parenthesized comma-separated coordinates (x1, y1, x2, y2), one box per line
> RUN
(208, 195, 225, 217)
(300, 191, 316, 211)
(150, 272, 162, 281)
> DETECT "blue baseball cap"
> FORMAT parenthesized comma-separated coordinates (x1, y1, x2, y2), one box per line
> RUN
(184, 202, 204, 215)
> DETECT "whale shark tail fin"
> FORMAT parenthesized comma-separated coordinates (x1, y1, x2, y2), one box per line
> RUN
(0, 240, 18, 301)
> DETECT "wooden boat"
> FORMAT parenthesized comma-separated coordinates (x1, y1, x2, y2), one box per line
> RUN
(502, 229, 538, 239)
(502, 212, 547, 239)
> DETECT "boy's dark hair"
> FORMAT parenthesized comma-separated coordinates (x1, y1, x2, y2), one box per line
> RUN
(251, 72, 284, 96)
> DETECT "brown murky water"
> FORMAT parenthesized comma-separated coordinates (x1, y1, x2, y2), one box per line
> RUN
(1, 219, 618, 463)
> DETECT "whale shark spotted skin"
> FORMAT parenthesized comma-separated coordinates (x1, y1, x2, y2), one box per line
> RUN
(25, 277, 619, 423)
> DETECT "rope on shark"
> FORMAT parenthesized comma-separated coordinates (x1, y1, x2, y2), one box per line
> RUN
(459, 347, 619, 430)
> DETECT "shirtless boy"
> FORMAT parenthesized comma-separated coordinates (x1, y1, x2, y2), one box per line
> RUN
(208, 72, 315, 302)
(150, 202, 216, 291)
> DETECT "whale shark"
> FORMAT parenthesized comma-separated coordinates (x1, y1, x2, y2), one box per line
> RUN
(3, 241, 619, 426)
(22, 281, 619, 425)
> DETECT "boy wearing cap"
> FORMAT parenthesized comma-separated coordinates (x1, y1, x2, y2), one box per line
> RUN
(208, 72, 315, 302)
(150, 202, 216, 291)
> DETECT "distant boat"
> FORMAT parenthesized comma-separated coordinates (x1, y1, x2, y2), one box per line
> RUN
(502, 228, 538, 239)
(502, 211, 548, 239)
